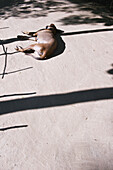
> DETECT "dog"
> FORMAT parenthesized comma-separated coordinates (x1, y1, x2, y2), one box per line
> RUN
(16, 24, 60, 60)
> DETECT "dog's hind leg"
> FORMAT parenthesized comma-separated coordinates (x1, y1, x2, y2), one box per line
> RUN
(15, 44, 48, 60)
(15, 46, 35, 53)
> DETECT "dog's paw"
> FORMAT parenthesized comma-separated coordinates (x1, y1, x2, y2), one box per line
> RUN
(15, 46, 19, 51)
(15, 46, 23, 52)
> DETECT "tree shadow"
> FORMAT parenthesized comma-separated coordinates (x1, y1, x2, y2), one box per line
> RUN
(58, 14, 113, 26)
(0, 0, 65, 19)
(59, 0, 113, 26)
(0, 87, 112, 115)
(0, 0, 113, 26)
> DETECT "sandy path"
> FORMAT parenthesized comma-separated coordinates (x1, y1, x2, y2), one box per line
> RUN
(0, 0, 113, 169)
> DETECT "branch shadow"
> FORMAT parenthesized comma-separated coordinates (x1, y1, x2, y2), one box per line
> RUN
(0, 38, 20, 45)
(107, 69, 113, 75)
(107, 64, 113, 75)
(1, 44, 8, 79)
(0, 27, 9, 29)
(0, 39, 33, 77)
(0, 87, 112, 115)
(0, 67, 33, 76)
(0, 125, 28, 131)
(0, 36, 29, 45)
(0, 51, 18, 56)
(61, 27, 113, 36)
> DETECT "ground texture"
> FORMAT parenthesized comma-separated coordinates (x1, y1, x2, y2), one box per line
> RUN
(0, 0, 113, 170)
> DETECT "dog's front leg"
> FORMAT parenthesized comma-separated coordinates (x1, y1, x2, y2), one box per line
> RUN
(22, 31, 37, 37)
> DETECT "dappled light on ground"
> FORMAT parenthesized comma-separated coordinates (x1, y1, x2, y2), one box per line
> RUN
(0, 0, 113, 26)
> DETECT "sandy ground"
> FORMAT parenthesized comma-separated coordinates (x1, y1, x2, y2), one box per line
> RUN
(0, 0, 113, 169)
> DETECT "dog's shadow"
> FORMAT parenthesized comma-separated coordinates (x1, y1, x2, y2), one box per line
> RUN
(48, 33, 66, 60)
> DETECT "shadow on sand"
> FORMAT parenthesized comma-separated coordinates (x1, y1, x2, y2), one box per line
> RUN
(0, 0, 113, 26)
(107, 69, 113, 75)
(0, 67, 33, 77)
(0, 87, 113, 115)
(107, 64, 113, 75)
(62, 27, 113, 36)
(0, 36, 29, 45)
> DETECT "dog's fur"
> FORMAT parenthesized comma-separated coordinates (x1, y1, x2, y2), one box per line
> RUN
(16, 24, 58, 60)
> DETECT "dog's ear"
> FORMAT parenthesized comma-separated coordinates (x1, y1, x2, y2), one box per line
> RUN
(50, 23, 56, 29)
(50, 24, 64, 34)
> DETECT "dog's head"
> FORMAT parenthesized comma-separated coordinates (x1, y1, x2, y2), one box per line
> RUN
(46, 24, 64, 35)
(46, 24, 57, 34)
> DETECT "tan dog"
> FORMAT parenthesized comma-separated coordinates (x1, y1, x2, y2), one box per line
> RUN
(16, 24, 58, 60)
